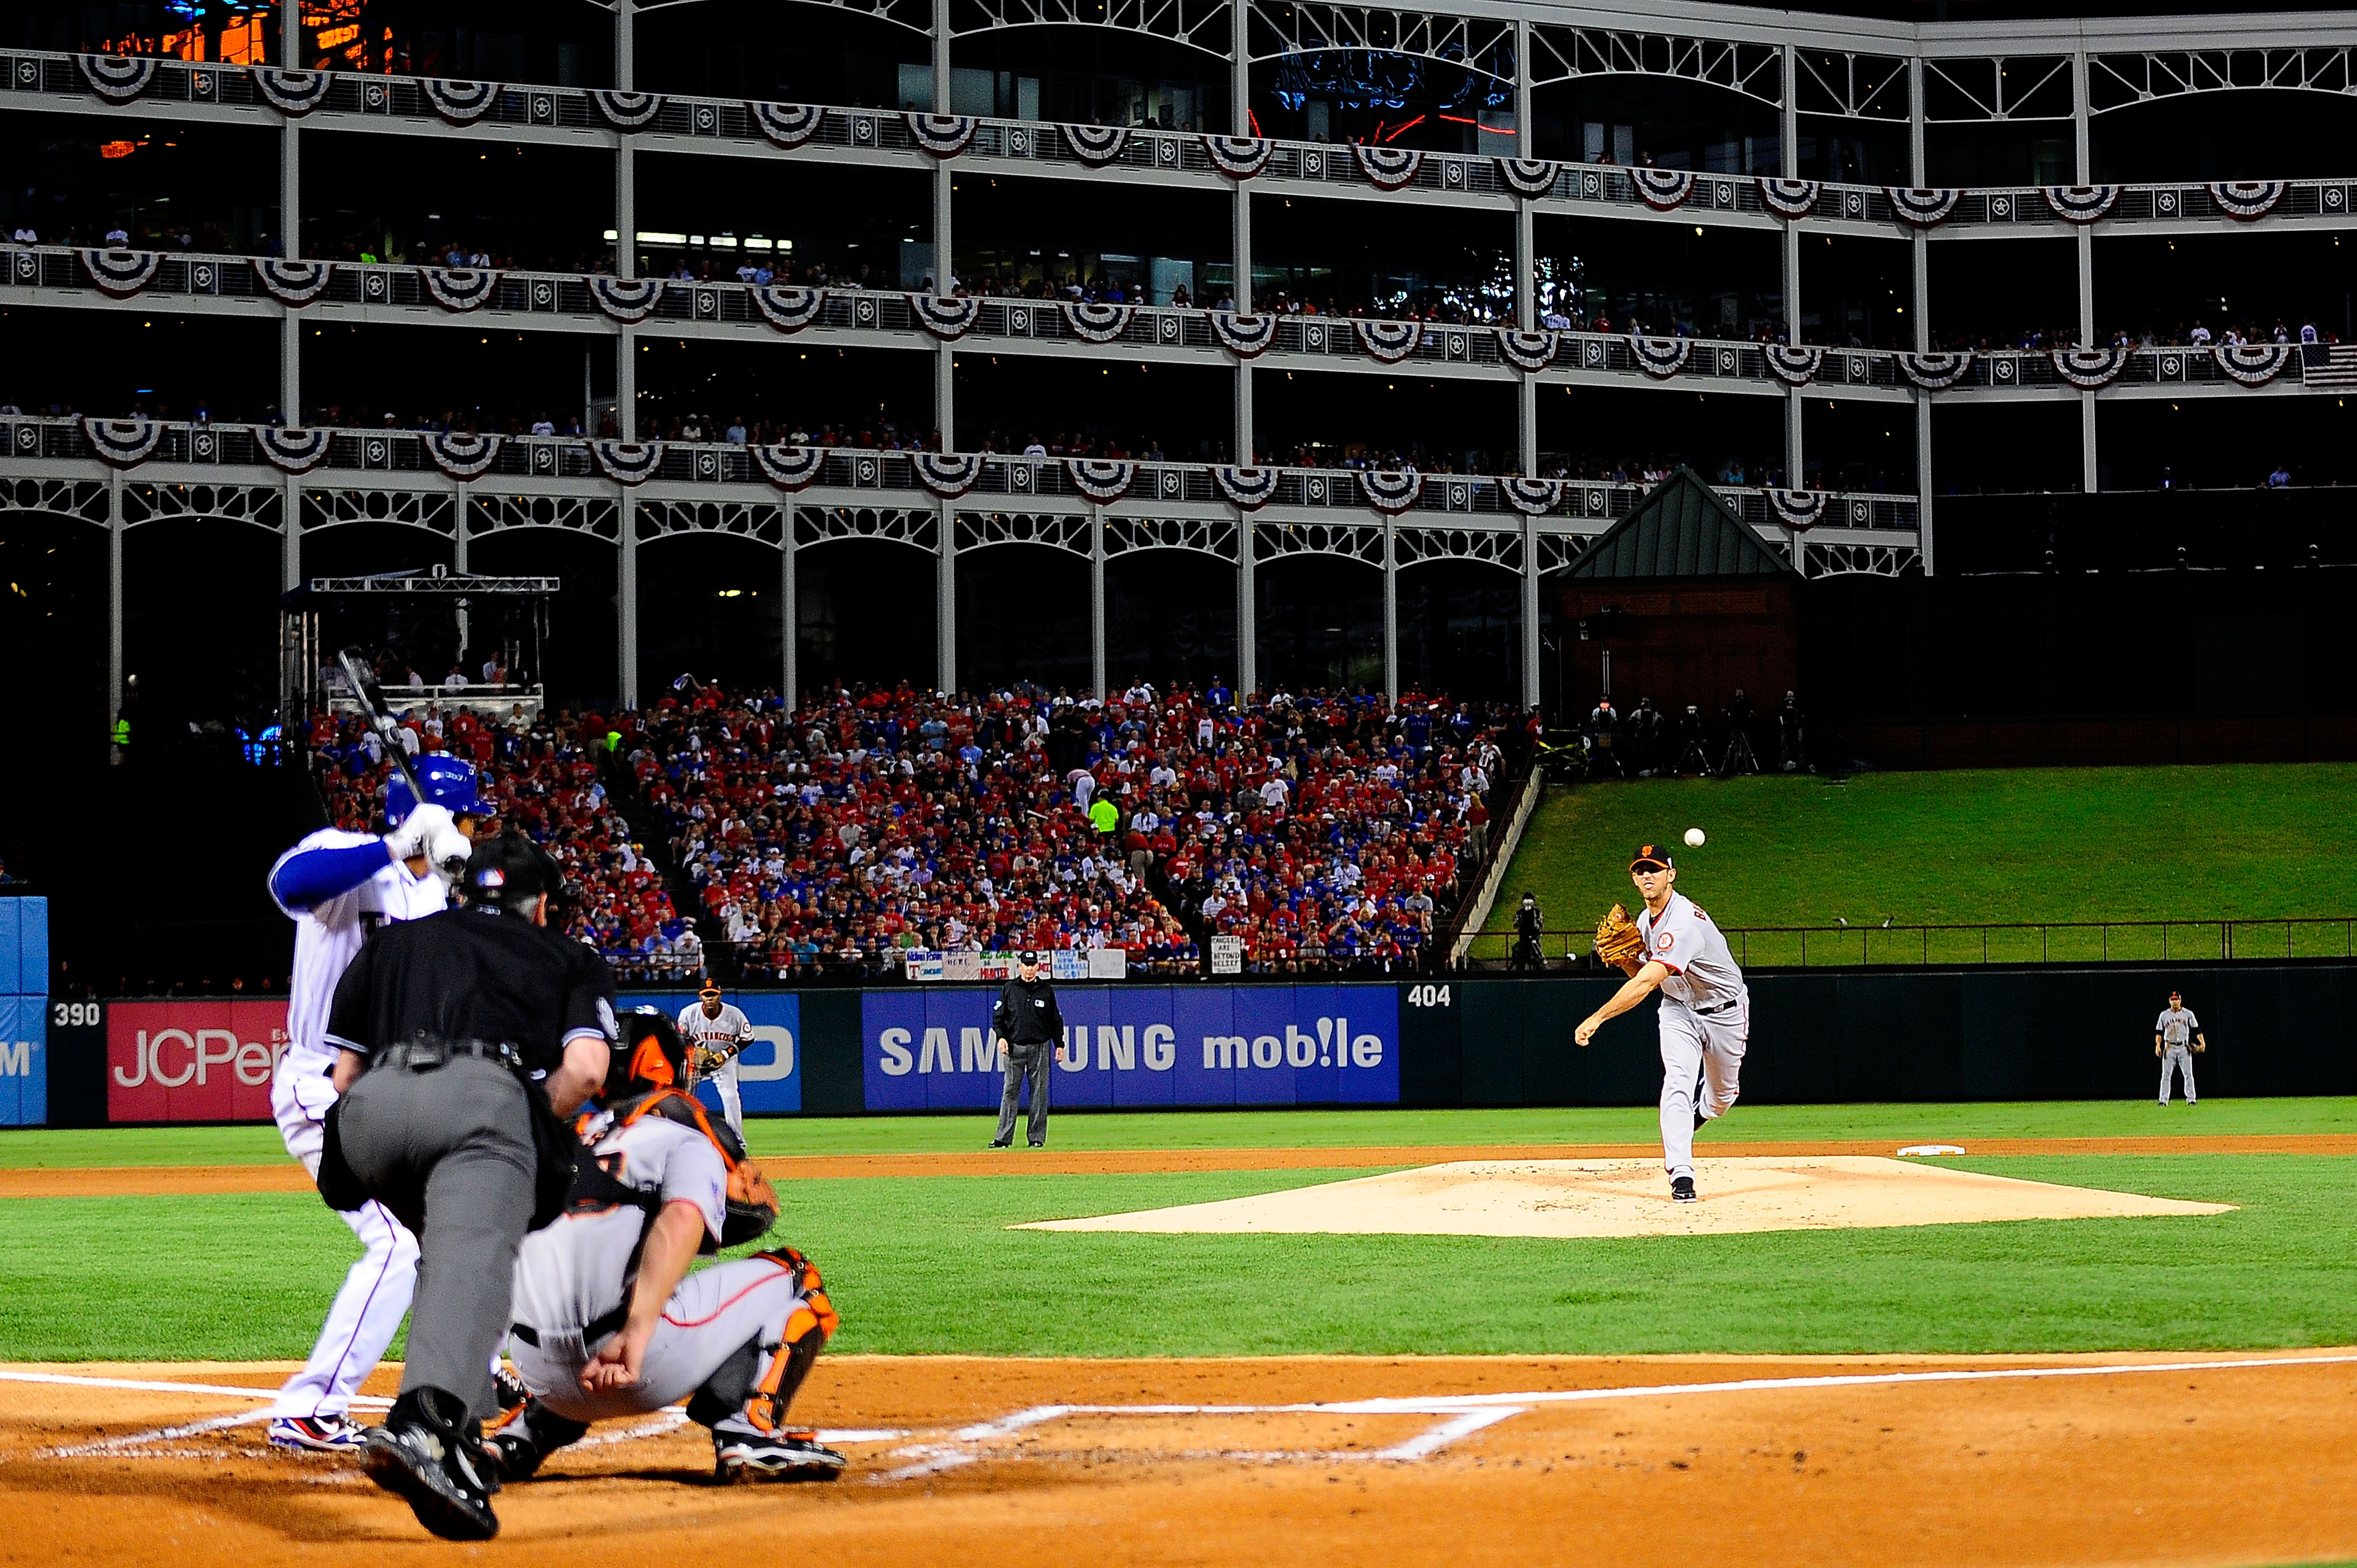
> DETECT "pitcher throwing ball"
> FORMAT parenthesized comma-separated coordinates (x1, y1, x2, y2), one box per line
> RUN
(1577, 843, 1749, 1203)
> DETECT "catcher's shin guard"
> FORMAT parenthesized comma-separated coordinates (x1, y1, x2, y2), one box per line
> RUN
(748, 1247, 838, 1432)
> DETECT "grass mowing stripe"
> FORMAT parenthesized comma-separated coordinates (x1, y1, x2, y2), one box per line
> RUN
(6, 1156, 2355, 1361)
(7, 1098, 2357, 1167)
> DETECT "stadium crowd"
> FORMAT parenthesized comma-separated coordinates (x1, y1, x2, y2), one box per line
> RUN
(302, 678, 1531, 981)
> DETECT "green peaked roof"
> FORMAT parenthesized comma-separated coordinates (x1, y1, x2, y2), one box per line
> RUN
(1563, 466, 1799, 580)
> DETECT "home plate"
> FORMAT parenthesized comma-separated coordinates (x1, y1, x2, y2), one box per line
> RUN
(1017, 1158, 2236, 1239)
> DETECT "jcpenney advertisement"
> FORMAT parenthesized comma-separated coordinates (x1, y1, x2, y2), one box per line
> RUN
(629, 991, 802, 1116)
(861, 985, 1400, 1111)
(103, 992, 799, 1121)
(107, 999, 291, 1122)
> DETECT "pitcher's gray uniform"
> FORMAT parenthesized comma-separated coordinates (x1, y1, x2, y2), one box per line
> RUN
(678, 997, 755, 1136)
(1636, 890, 1749, 1183)
(2156, 1002, 2201, 1105)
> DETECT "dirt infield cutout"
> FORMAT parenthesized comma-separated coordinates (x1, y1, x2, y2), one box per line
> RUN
(1018, 1156, 2236, 1238)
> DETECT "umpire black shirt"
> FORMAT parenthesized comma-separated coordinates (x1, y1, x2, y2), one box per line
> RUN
(992, 976, 1066, 1049)
(325, 905, 619, 1076)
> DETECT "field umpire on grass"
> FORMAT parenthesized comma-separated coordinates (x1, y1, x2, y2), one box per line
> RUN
(990, 950, 1067, 1148)
(318, 829, 620, 1541)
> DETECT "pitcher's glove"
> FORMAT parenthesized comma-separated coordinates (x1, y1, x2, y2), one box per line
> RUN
(1594, 903, 1646, 971)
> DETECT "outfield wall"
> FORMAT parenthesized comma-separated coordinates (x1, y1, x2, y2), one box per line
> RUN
(26, 962, 2357, 1126)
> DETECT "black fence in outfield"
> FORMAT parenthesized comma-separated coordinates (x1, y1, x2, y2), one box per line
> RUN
(1402, 964, 2357, 1110)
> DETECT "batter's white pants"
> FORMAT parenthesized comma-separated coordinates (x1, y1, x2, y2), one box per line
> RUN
(269, 1047, 419, 1419)
(1658, 995, 1748, 1182)
(2160, 1046, 2197, 1105)
(704, 1058, 743, 1137)
(507, 1255, 817, 1427)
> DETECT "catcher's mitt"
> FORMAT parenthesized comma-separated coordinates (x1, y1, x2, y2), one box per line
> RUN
(718, 1160, 779, 1248)
(1593, 902, 1646, 969)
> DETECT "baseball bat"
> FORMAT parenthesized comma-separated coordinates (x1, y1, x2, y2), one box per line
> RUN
(337, 646, 471, 880)
(337, 646, 430, 809)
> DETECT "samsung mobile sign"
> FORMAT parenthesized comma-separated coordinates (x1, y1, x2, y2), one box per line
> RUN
(861, 985, 1399, 1110)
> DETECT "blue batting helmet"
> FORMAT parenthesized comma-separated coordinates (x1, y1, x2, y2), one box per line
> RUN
(384, 754, 482, 827)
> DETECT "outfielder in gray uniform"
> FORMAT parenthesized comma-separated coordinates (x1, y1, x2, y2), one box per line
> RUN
(1574, 843, 1749, 1203)
(2155, 990, 2206, 1106)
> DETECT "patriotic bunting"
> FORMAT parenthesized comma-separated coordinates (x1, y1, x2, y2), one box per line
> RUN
(2042, 185, 2119, 224)
(1767, 488, 1830, 530)
(908, 293, 979, 339)
(1068, 458, 1137, 502)
(1757, 178, 1820, 219)
(1494, 329, 1558, 372)
(426, 430, 502, 479)
(1764, 343, 1823, 386)
(591, 90, 665, 129)
(253, 68, 331, 115)
(1061, 124, 1129, 166)
(1887, 187, 1960, 226)
(419, 267, 500, 311)
(1630, 168, 1695, 211)
(750, 101, 823, 148)
(1499, 476, 1564, 516)
(2212, 342, 2291, 385)
(1352, 144, 1424, 191)
(1061, 300, 1136, 343)
(751, 285, 827, 332)
(1356, 318, 1422, 364)
(913, 451, 982, 497)
(2050, 346, 2127, 388)
(1898, 350, 1974, 389)
(1212, 466, 1280, 509)
(78, 248, 160, 297)
(587, 275, 666, 323)
(591, 440, 666, 484)
(2208, 181, 2284, 221)
(1494, 158, 1560, 198)
(1628, 335, 1692, 379)
(82, 417, 161, 467)
(1201, 135, 1274, 179)
(75, 54, 155, 103)
(753, 444, 826, 491)
(420, 78, 501, 124)
(253, 257, 334, 305)
(257, 425, 331, 473)
(1359, 470, 1425, 514)
(904, 114, 976, 157)
(1208, 311, 1278, 358)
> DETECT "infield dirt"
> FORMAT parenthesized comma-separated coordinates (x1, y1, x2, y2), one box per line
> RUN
(4, 1133, 2343, 1198)
(3, 1351, 2355, 1567)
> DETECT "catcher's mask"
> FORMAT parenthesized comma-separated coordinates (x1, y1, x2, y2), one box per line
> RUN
(606, 1007, 688, 1100)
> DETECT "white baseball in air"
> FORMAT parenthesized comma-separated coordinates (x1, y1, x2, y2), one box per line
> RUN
(1684, 828, 1706, 848)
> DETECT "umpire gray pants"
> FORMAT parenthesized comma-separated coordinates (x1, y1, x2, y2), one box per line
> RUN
(335, 1056, 536, 1422)
(995, 1043, 1052, 1146)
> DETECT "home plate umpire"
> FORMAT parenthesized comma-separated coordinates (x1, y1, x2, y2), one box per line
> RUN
(318, 828, 620, 1540)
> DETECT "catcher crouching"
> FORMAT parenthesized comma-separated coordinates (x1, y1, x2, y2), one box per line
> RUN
(487, 1009, 845, 1484)
(1577, 843, 1751, 1204)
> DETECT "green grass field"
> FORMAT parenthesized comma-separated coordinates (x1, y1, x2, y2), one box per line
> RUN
(3, 1152, 2350, 1361)
(1474, 763, 2357, 964)
(4, 1102, 2355, 1363)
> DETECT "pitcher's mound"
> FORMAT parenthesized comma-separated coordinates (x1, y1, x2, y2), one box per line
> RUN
(1018, 1157, 2235, 1239)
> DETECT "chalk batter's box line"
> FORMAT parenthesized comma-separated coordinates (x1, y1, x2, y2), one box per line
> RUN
(0, 1371, 903, 1458)
(12, 1354, 2355, 1470)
